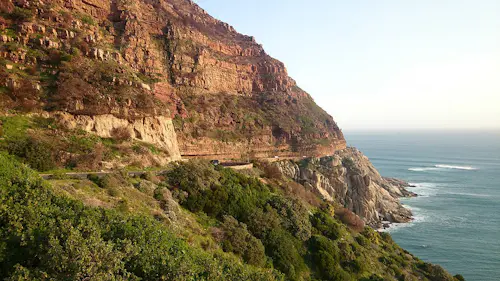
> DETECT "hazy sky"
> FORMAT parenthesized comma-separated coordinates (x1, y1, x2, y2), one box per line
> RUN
(194, 0, 500, 130)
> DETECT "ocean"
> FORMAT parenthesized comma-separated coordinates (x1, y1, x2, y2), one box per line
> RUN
(345, 131, 500, 281)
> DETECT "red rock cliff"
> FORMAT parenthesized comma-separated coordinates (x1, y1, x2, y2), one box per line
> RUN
(0, 0, 346, 159)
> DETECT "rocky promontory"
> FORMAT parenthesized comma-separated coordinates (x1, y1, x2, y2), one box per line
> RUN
(274, 147, 414, 227)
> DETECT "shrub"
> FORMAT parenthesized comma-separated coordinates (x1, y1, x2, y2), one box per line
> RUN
(311, 210, 345, 240)
(264, 229, 305, 281)
(262, 163, 282, 179)
(87, 174, 103, 186)
(140, 171, 158, 183)
(309, 235, 340, 264)
(6, 135, 55, 171)
(165, 162, 271, 222)
(111, 126, 132, 142)
(309, 236, 351, 281)
(335, 207, 365, 232)
(100, 174, 121, 189)
(355, 234, 370, 247)
(268, 196, 312, 241)
(219, 216, 266, 266)
(48, 50, 72, 66)
(361, 227, 380, 245)
(6, 79, 41, 111)
(9, 7, 33, 21)
(246, 206, 281, 239)
(80, 14, 96, 25)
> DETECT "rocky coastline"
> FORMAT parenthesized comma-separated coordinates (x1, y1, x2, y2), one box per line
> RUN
(274, 147, 416, 228)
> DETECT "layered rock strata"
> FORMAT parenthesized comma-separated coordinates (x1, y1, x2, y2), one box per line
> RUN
(0, 0, 346, 159)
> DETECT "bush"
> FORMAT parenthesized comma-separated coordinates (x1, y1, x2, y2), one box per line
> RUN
(48, 50, 72, 66)
(309, 235, 340, 264)
(219, 216, 266, 266)
(111, 126, 132, 142)
(308, 236, 351, 281)
(6, 135, 55, 171)
(165, 161, 271, 222)
(264, 229, 305, 281)
(246, 205, 281, 239)
(335, 207, 365, 232)
(80, 14, 96, 25)
(268, 196, 312, 241)
(9, 7, 33, 21)
(311, 210, 345, 240)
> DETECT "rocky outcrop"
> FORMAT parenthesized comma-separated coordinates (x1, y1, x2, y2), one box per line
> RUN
(53, 111, 181, 161)
(383, 177, 418, 198)
(274, 148, 413, 227)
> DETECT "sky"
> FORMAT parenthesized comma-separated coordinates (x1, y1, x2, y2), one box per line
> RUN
(193, 0, 500, 131)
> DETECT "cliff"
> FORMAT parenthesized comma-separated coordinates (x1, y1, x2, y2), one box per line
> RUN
(274, 147, 413, 227)
(0, 0, 346, 159)
(0, 0, 417, 228)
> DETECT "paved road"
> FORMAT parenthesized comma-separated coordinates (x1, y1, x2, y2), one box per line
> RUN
(39, 162, 254, 180)
(39, 170, 156, 180)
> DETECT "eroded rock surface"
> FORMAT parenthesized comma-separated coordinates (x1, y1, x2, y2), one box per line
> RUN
(53, 111, 181, 161)
(274, 148, 413, 227)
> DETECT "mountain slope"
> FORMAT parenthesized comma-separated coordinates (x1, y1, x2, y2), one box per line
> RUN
(0, 0, 345, 160)
(0, 154, 464, 281)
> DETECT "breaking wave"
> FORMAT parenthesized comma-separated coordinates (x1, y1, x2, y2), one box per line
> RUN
(407, 182, 439, 197)
(408, 167, 441, 172)
(408, 164, 477, 172)
(434, 164, 477, 170)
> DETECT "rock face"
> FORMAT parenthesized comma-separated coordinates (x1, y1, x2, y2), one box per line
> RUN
(53, 111, 181, 161)
(0, 0, 346, 159)
(274, 148, 413, 227)
(1, 0, 412, 227)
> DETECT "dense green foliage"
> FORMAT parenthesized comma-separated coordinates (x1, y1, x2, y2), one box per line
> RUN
(163, 161, 462, 281)
(0, 154, 281, 280)
(0, 156, 463, 281)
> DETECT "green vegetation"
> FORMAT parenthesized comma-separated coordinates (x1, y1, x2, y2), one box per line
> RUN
(0, 155, 463, 280)
(173, 91, 268, 142)
(0, 154, 281, 280)
(160, 161, 461, 281)
(0, 115, 169, 171)
(6, 7, 34, 22)
(80, 14, 96, 25)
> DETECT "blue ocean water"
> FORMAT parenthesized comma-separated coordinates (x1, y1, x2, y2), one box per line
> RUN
(345, 131, 500, 281)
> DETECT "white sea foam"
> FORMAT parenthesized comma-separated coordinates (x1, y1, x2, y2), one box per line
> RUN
(381, 209, 427, 233)
(408, 164, 478, 172)
(408, 167, 441, 172)
(434, 164, 477, 170)
(407, 182, 439, 197)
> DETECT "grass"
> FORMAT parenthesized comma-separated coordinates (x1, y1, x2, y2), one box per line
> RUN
(49, 177, 161, 216)
(47, 174, 219, 250)
(0, 115, 32, 138)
